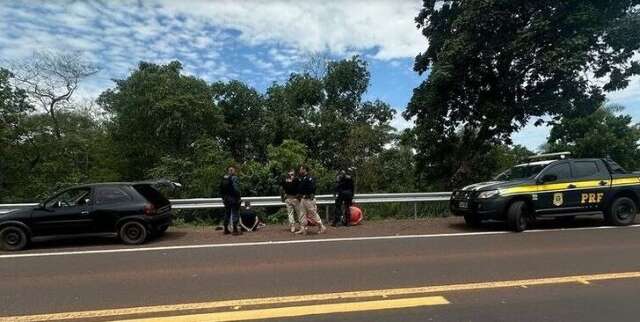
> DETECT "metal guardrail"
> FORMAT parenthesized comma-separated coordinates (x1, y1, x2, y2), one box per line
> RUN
(0, 192, 453, 217)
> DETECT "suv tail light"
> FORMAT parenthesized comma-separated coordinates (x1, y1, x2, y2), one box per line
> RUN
(144, 203, 157, 216)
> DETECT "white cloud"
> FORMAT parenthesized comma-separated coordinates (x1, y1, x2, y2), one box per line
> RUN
(161, 0, 426, 60)
(391, 112, 414, 132)
(607, 75, 640, 107)
(0, 0, 427, 103)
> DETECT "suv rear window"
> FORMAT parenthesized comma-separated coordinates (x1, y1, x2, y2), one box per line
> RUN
(604, 159, 627, 174)
(133, 184, 170, 207)
(573, 161, 599, 178)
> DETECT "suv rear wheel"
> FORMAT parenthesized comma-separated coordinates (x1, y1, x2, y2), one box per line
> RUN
(119, 221, 148, 245)
(0, 226, 29, 251)
(507, 201, 530, 232)
(606, 197, 637, 226)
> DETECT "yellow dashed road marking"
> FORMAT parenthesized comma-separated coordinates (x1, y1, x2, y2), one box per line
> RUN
(109, 296, 450, 322)
(3, 271, 640, 322)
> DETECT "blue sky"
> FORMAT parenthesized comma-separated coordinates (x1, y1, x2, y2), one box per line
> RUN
(1, 0, 638, 151)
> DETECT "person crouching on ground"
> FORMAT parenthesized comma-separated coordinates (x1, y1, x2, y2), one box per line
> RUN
(295, 165, 326, 235)
(220, 166, 242, 235)
(239, 201, 265, 232)
(281, 169, 301, 233)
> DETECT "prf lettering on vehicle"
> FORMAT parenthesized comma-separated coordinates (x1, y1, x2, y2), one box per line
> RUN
(581, 193, 604, 204)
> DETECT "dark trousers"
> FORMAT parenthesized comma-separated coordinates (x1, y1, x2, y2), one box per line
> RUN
(333, 195, 353, 226)
(223, 198, 240, 231)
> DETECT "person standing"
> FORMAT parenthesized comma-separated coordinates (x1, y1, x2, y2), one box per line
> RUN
(220, 166, 242, 235)
(295, 165, 326, 235)
(333, 169, 355, 227)
(281, 169, 300, 233)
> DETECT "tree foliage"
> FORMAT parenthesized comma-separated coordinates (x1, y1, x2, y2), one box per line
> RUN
(76, 57, 403, 205)
(9, 51, 99, 138)
(407, 0, 640, 188)
(98, 61, 223, 179)
(547, 105, 640, 170)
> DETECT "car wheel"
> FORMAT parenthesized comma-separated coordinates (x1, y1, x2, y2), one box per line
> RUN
(606, 197, 637, 226)
(507, 201, 529, 232)
(119, 221, 148, 245)
(463, 214, 482, 227)
(0, 226, 29, 251)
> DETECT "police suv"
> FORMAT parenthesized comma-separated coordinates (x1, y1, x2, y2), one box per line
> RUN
(450, 152, 640, 231)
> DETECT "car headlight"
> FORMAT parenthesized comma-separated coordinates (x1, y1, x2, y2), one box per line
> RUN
(476, 190, 500, 199)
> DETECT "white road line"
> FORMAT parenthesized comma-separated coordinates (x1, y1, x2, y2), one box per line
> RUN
(1, 224, 639, 259)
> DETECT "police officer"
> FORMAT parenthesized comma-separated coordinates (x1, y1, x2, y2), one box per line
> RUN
(220, 166, 242, 235)
(280, 169, 300, 233)
(295, 165, 326, 235)
(333, 168, 354, 227)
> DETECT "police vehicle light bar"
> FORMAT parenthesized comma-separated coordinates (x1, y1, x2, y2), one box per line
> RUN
(527, 152, 572, 160)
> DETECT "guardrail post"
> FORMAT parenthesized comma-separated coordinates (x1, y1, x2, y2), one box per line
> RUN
(413, 202, 417, 220)
(325, 205, 329, 222)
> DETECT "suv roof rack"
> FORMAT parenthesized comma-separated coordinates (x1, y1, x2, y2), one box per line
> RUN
(526, 151, 571, 161)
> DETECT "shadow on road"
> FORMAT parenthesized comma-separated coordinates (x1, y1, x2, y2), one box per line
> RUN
(449, 216, 624, 232)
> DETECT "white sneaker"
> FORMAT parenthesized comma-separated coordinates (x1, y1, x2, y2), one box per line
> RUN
(294, 228, 307, 235)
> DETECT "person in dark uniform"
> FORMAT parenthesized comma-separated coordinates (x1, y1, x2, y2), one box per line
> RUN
(220, 166, 242, 235)
(333, 168, 355, 226)
(295, 165, 326, 235)
(280, 169, 300, 233)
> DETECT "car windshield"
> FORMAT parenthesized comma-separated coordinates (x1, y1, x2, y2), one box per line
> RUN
(494, 163, 549, 181)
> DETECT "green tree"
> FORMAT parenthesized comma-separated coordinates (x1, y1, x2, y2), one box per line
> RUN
(148, 138, 234, 198)
(264, 74, 324, 146)
(0, 68, 33, 200)
(9, 51, 99, 138)
(2, 66, 120, 201)
(212, 80, 270, 163)
(547, 105, 640, 170)
(266, 139, 309, 175)
(406, 0, 640, 188)
(98, 61, 223, 179)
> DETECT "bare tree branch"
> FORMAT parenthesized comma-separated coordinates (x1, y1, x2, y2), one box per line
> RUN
(7, 50, 99, 139)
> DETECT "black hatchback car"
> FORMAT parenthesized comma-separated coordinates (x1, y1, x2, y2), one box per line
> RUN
(0, 181, 174, 251)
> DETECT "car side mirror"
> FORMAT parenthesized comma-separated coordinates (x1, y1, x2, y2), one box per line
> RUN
(539, 174, 558, 184)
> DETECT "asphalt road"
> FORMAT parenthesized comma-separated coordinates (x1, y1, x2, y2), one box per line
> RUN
(2, 223, 640, 321)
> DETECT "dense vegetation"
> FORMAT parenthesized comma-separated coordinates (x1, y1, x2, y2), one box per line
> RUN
(408, 0, 640, 188)
(1, 1, 639, 223)
(0, 57, 427, 205)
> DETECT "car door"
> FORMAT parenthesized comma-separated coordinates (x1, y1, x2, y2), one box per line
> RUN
(570, 160, 611, 212)
(31, 187, 94, 236)
(535, 161, 579, 215)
